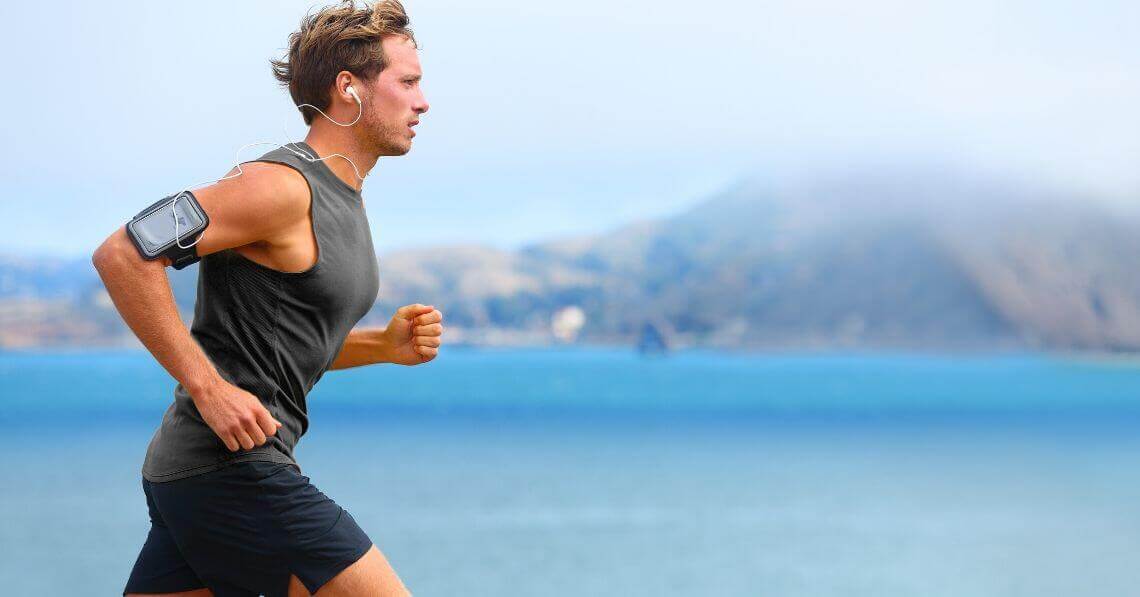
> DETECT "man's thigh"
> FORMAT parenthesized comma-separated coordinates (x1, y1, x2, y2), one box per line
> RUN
(287, 545, 409, 597)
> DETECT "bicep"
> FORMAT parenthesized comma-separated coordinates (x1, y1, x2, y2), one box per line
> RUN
(189, 162, 311, 258)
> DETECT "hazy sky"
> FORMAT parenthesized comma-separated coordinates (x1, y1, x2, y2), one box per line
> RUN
(1, 0, 1137, 257)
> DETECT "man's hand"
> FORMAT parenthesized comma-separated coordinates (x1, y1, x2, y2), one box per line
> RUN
(379, 304, 444, 365)
(191, 378, 283, 452)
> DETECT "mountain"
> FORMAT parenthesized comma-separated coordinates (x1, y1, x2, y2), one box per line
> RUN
(378, 172, 1140, 350)
(3, 172, 1138, 351)
(0, 252, 201, 348)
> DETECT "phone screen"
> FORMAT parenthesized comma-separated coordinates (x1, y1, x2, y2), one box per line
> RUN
(132, 194, 207, 256)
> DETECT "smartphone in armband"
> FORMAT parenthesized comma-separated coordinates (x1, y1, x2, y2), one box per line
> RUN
(125, 190, 210, 270)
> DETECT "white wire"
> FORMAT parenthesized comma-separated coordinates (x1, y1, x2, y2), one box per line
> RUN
(171, 97, 365, 250)
(296, 99, 362, 127)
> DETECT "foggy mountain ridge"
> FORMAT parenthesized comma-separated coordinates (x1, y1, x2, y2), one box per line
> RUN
(378, 173, 1140, 350)
(2, 172, 1138, 350)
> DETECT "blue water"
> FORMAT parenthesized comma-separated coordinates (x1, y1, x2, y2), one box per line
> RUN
(2, 347, 1140, 596)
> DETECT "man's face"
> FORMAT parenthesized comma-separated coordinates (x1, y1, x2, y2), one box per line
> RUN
(358, 35, 429, 156)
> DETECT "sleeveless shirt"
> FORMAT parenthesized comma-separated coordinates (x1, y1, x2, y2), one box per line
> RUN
(141, 141, 380, 483)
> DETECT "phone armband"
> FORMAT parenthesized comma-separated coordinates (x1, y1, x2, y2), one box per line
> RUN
(124, 190, 210, 270)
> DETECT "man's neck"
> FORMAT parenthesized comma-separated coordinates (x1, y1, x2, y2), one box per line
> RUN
(302, 125, 379, 192)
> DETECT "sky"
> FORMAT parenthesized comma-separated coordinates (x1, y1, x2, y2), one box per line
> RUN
(1, 0, 1137, 257)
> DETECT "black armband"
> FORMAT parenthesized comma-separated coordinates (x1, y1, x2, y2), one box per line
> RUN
(124, 190, 210, 270)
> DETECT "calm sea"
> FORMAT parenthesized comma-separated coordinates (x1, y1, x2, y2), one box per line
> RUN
(2, 347, 1139, 596)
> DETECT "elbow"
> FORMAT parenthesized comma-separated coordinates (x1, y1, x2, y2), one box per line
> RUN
(92, 228, 142, 274)
(91, 243, 112, 272)
(93, 227, 173, 275)
(92, 235, 125, 273)
(91, 241, 114, 273)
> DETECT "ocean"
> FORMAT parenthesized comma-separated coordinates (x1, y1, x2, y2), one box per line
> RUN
(2, 347, 1139, 596)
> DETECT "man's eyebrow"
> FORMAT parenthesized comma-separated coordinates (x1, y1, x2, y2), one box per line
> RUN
(403, 74, 422, 82)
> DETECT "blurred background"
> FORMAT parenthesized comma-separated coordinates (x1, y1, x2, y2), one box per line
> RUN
(2, 0, 1139, 595)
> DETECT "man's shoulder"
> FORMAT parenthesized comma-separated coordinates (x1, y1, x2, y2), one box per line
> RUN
(186, 159, 313, 257)
(223, 160, 312, 216)
(236, 158, 310, 194)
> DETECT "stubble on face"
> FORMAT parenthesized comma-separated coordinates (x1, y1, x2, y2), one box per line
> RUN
(361, 104, 410, 156)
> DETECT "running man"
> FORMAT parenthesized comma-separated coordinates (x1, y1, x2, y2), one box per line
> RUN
(92, 1, 437, 595)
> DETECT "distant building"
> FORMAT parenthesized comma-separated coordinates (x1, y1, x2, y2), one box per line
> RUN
(551, 305, 586, 343)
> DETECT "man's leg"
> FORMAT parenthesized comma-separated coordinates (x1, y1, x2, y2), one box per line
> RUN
(126, 590, 214, 597)
(124, 479, 212, 596)
(287, 545, 409, 597)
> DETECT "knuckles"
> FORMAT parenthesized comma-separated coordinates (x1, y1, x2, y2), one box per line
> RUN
(414, 310, 444, 326)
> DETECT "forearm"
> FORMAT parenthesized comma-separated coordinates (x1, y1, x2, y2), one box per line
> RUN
(92, 228, 223, 397)
(329, 326, 391, 370)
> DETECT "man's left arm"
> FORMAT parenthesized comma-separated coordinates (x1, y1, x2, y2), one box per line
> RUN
(329, 304, 443, 370)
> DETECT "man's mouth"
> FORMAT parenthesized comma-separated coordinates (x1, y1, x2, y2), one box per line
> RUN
(408, 120, 419, 137)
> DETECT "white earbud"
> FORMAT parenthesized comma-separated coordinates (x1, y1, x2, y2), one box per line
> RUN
(295, 85, 363, 128)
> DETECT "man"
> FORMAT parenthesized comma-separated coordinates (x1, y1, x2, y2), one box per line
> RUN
(92, 1, 437, 595)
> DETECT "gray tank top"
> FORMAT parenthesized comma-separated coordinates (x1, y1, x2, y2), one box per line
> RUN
(141, 141, 380, 483)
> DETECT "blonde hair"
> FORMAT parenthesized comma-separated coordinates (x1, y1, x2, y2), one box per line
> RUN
(270, 0, 417, 125)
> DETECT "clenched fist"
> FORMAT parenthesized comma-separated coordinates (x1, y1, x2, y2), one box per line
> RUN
(191, 378, 283, 452)
(380, 303, 444, 365)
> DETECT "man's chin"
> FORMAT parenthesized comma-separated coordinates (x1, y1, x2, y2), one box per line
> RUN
(378, 141, 412, 157)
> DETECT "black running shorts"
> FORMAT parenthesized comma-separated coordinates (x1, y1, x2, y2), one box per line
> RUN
(123, 460, 373, 596)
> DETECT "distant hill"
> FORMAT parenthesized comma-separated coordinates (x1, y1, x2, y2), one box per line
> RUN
(378, 173, 1140, 351)
(3, 172, 1138, 350)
